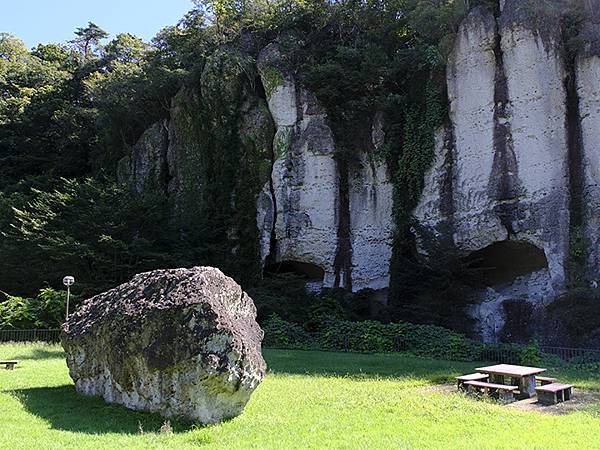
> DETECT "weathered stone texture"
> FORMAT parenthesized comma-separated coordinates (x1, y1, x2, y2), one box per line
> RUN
(446, 7, 503, 251)
(499, 10, 569, 290)
(414, 4, 572, 341)
(61, 267, 266, 424)
(257, 44, 338, 286)
(348, 114, 394, 291)
(117, 120, 169, 193)
(257, 43, 394, 292)
(578, 7, 600, 279)
(413, 125, 455, 251)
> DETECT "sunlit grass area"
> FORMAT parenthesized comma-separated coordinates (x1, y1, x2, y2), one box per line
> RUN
(1, 343, 600, 449)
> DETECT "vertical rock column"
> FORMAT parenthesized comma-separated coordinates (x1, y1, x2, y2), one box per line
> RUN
(577, 2, 600, 280)
(348, 113, 394, 291)
(257, 44, 339, 288)
(117, 120, 170, 194)
(413, 125, 455, 242)
(499, 1, 570, 291)
(447, 7, 505, 251)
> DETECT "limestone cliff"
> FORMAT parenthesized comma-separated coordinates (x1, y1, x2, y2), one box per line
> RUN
(256, 44, 393, 292)
(119, 43, 394, 293)
(416, 0, 600, 342)
(578, 4, 600, 278)
(119, 0, 600, 342)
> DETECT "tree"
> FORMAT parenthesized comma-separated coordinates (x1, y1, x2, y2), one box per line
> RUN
(0, 33, 28, 60)
(2, 178, 184, 296)
(103, 33, 148, 66)
(70, 22, 109, 60)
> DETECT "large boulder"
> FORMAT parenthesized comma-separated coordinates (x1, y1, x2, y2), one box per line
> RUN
(61, 267, 266, 424)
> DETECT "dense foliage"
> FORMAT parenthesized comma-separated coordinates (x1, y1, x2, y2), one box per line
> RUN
(0, 288, 71, 329)
(0, 1, 471, 304)
(263, 313, 481, 358)
(0, 178, 191, 297)
(547, 288, 600, 347)
(261, 315, 593, 368)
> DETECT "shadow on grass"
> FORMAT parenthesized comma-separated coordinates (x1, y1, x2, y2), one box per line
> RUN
(11, 348, 66, 361)
(263, 348, 481, 384)
(11, 385, 195, 434)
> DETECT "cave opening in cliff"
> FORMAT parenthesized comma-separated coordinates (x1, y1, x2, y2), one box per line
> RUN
(264, 260, 325, 281)
(463, 241, 548, 287)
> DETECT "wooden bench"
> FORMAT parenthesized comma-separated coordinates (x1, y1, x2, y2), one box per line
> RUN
(456, 373, 488, 390)
(536, 376, 557, 386)
(536, 383, 573, 406)
(464, 380, 519, 403)
(0, 361, 17, 370)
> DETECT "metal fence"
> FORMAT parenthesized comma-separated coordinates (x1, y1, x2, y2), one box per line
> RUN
(0, 329, 61, 343)
(2, 328, 600, 366)
(479, 345, 600, 365)
(477, 345, 522, 364)
(539, 346, 600, 364)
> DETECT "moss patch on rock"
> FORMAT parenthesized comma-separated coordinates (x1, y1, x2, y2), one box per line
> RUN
(259, 66, 285, 98)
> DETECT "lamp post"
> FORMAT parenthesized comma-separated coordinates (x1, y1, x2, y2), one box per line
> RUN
(63, 276, 75, 320)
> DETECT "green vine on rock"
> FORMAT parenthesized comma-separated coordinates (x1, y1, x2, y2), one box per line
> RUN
(393, 76, 445, 230)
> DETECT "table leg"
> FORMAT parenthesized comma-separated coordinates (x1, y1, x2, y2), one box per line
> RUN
(519, 375, 536, 398)
(490, 374, 504, 385)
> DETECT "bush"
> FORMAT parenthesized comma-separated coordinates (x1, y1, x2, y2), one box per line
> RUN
(263, 315, 481, 360)
(318, 320, 396, 353)
(0, 288, 73, 329)
(247, 273, 318, 325)
(546, 288, 600, 346)
(249, 278, 375, 331)
(519, 340, 543, 367)
(262, 314, 315, 350)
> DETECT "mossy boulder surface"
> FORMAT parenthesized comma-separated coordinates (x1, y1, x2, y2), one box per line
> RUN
(61, 266, 266, 424)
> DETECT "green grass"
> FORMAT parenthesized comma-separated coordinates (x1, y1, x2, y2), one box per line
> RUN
(1, 343, 600, 449)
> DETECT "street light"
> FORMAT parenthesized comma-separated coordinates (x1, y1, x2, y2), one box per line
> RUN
(63, 276, 75, 320)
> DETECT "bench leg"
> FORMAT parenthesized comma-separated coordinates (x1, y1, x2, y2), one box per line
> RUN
(499, 390, 515, 404)
(5, 364, 14, 370)
(564, 388, 572, 401)
(491, 374, 504, 385)
(466, 385, 475, 396)
(538, 391, 557, 406)
(466, 385, 484, 398)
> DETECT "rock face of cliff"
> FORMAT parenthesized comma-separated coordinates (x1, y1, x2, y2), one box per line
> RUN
(578, 5, 600, 280)
(416, 0, 600, 342)
(120, 42, 394, 294)
(256, 44, 393, 292)
(120, 0, 600, 342)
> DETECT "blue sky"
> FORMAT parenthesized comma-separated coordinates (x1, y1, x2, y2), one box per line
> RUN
(1, 0, 195, 48)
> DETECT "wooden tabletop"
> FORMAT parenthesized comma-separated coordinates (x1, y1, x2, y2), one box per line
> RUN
(475, 364, 546, 377)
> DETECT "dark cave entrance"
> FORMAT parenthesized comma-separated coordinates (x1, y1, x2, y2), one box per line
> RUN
(264, 260, 325, 282)
(463, 241, 548, 287)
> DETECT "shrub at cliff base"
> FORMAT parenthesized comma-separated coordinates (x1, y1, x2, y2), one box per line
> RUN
(263, 314, 482, 360)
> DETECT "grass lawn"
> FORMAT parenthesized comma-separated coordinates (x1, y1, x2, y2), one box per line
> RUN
(1, 343, 600, 449)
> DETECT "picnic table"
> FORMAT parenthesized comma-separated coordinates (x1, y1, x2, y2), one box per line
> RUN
(476, 364, 546, 398)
